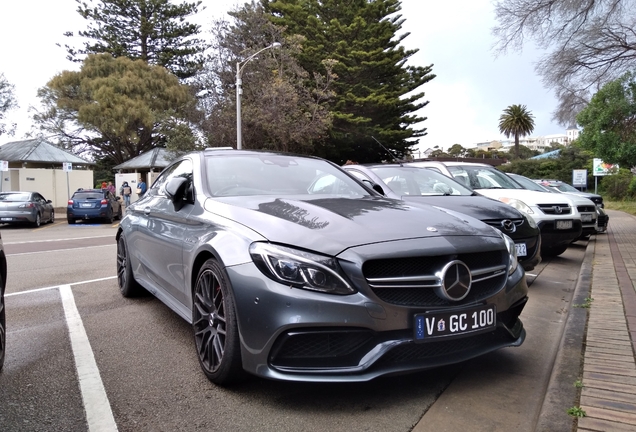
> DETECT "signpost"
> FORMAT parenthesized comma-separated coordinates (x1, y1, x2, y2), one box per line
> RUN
(592, 158, 618, 193)
(572, 169, 587, 189)
(63, 163, 72, 199)
(0, 161, 7, 192)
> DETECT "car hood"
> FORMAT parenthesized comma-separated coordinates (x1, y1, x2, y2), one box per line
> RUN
(400, 195, 523, 220)
(474, 189, 571, 206)
(206, 195, 500, 256)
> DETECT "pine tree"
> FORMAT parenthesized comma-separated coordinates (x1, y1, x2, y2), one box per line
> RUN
(262, 0, 435, 163)
(64, 0, 206, 79)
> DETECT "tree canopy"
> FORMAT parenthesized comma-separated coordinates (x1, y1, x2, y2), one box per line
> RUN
(262, 0, 435, 163)
(0, 73, 18, 137)
(576, 71, 636, 169)
(498, 104, 535, 158)
(64, 0, 206, 79)
(35, 53, 196, 164)
(493, 0, 636, 126)
(191, 2, 334, 154)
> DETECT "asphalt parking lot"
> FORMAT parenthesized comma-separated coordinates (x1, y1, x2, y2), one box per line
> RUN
(0, 220, 590, 432)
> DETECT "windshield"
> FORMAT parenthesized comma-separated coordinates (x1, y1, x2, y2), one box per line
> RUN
(73, 192, 104, 200)
(553, 183, 580, 193)
(508, 174, 556, 193)
(0, 192, 30, 201)
(205, 153, 370, 198)
(369, 166, 473, 196)
(446, 165, 523, 190)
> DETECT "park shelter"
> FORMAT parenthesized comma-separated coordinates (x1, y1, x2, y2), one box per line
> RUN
(0, 138, 94, 206)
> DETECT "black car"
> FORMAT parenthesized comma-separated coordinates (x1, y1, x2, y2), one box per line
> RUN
(117, 148, 528, 384)
(343, 164, 542, 271)
(0, 232, 7, 370)
(67, 188, 122, 224)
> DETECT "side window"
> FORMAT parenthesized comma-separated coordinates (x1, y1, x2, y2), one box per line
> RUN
(154, 159, 194, 198)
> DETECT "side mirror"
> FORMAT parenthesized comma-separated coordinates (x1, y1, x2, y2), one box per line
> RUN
(46, 200, 52, 204)
(165, 177, 189, 211)
(361, 179, 385, 196)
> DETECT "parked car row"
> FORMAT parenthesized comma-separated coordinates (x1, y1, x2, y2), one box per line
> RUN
(406, 161, 604, 257)
(117, 149, 529, 385)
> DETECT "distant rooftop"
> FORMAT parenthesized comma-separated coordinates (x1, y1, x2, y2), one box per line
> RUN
(113, 147, 176, 170)
(0, 138, 94, 165)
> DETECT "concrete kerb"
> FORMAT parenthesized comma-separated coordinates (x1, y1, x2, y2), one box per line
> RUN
(535, 237, 595, 432)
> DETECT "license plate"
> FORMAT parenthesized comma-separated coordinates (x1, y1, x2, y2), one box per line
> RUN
(81, 203, 92, 208)
(414, 304, 496, 342)
(555, 220, 573, 230)
(581, 214, 593, 222)
(515, 243, 527, 257)
(1, 218, 11, 221)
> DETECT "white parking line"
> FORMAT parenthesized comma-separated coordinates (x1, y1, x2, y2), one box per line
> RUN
(59, 284, 118, 432)
(4, 235, 114, 245)
(5, 276, 117, 297)
(7, 244, 115, 257)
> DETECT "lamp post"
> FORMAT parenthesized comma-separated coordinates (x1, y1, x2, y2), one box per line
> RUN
(236, 42, 281, 150)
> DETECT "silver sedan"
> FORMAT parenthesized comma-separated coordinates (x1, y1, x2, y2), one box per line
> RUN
(0, 191, 55, 227)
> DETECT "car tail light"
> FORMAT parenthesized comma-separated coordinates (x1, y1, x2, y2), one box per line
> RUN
(101, 199, 108, 204)
(68, 200, 74, 205)
(18, 203, 35, 208)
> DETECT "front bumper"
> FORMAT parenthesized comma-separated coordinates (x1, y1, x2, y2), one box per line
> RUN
(538, 219, 582, 250)
(227, 260, 528, 382)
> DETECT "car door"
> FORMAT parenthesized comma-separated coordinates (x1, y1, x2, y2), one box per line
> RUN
(132, 159, 194, 306)
(33, 193, 51, 221)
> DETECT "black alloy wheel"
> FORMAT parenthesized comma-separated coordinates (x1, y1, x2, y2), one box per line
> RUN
(33, 213, 41, 228)
(49, 210, 55, 223)
(192, 259, 243, 385)
(116, 235, 143, 297)
(0, 291, 5, 371)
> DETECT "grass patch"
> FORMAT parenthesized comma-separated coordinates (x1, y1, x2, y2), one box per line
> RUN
(574, 380, 583, 388)
(567, 406, 587, 418)
(605, 201, 636, 216)
(574, 297, 594, 308)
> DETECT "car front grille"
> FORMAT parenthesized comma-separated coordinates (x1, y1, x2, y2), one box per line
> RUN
(483, 218, 524, 234)
(577, 205, 596, 213)
(537, 204, 571, 215)
(362, 250, 508, 307)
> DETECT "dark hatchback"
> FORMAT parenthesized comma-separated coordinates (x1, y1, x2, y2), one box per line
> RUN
(67, 189, 122, 224)
(116, 149, 528, 385)
(343, 164, 542, 271)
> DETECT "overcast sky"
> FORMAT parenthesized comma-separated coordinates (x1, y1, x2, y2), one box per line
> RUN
(0, 0, 564, 153)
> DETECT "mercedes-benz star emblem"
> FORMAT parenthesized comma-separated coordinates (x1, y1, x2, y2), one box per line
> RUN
(435, 260, 472, 301)
(501, 219, 515, 233)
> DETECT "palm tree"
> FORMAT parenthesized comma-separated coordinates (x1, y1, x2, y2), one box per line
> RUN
(498, 104, 535, 158)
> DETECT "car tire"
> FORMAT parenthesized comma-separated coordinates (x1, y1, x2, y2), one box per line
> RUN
(33, 213, 41, 228)
(0, 290, 5, 371)
(106, 211, 114, 224)
(192, 259, 244, 385)
(543, 244, 569, 257)
(116, 234, 144, 297)
(49, 210, 55, 224)
(117, 206, 122, 220)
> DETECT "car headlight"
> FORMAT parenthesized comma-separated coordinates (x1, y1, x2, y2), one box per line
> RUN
(250, 243, 355, 295)
(499, 198, 534, 215)
(523, 213, 537, 229)
(498, 232, 518, 275)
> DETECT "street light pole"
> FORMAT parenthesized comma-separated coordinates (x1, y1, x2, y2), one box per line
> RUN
(236, 42, 281, 150)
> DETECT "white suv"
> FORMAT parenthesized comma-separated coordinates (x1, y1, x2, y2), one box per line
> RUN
(407, 161, 585, 256)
